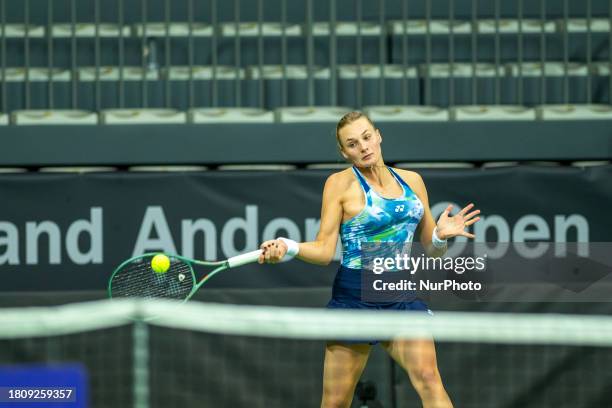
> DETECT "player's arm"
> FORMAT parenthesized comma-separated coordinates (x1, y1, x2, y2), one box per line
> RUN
(403, 171, 448, 258)
(259, 173, 343, 265)
(295, 173, 343, 265)
(399, 169, 481, 257)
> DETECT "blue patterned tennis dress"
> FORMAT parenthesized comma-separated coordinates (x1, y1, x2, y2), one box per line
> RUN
(327, 166, 430, 318)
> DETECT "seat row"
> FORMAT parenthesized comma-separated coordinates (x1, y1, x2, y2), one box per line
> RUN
(2, 19, 610, 39)
(1, 160, 610, 174)
(1, 63, 609, 111)
(2, 62, 610, 81)
(1, 105, 612, 126)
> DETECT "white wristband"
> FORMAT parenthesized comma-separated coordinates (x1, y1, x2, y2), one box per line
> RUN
(277, 237, 299, 259)
(432, 227, 448, 249)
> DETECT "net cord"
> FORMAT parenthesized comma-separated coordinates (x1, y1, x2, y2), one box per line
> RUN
(1, 300, 612, 347)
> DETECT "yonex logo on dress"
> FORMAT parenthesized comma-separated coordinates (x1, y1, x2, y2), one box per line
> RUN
(394, 205, 405, 213)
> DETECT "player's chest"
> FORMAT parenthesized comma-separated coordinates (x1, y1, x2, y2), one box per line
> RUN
(342, 185, 420, 223)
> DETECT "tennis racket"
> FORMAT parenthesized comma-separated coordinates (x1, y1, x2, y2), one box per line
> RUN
(107, 249, 262, 301)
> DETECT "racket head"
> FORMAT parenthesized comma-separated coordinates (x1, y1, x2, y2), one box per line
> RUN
(108, 253, 196, 300)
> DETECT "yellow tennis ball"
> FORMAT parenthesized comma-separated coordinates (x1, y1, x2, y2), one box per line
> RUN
(151, 254, 170, 274)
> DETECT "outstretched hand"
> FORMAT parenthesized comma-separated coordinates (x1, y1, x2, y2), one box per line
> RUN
(436, 203, 481, 240)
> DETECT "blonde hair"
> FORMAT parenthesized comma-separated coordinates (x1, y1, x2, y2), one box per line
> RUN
(335, 111, 375, 150)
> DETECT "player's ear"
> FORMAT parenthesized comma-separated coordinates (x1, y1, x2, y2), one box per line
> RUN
(376, 128, 382, 143)
(337, 139, 348, 159)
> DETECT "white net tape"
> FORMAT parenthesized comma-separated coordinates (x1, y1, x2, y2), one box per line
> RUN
(1, 299, 612, 346)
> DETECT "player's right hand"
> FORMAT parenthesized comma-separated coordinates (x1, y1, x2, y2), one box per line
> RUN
(258, 239, 288, 264)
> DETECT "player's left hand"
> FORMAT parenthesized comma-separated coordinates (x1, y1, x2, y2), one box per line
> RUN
(435, 203, 481, 240)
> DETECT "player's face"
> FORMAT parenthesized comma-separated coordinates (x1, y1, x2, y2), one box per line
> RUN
(338, 117, 382, 167)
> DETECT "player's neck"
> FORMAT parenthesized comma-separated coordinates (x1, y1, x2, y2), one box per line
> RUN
(357, 160, 388, 185)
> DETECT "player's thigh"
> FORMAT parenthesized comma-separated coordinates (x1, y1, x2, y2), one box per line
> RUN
(382, 338, 441, 379)
(322, 342, 371, 394)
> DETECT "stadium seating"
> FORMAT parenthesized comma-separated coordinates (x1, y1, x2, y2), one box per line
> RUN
(188, 107, 274, 123)
(363, 105, 449, 122)
(305, 163, 350, 170)
(570, 160, 611, 167)
(1, 0, 610, 113)
(248, 65, 332, 108)
(132, 22, 213, 37)
(480, 161, 521, 168)
(275, 106, 351, 123)
(127, 165, 209, 171)
(337, 64, 420, 107)
(0, 1, 610, 166)
(395, 162, 476, 169)
(2, 24, 45, 38)
(535, 104, 612, 120)
(100, 108, 186, 124)
(11, 109, 98, 125)
(449, 105, 536, 121)
(0, 0, 608, 168)
(37, 166, 117, 173)
(216, 164, 297, 171)
(50, 23, 130, 38)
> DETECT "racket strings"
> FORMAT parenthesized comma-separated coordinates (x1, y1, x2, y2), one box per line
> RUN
(110, 257, 194, 299)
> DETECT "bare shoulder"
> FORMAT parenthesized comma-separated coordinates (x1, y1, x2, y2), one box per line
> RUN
(393, 168, 426, 191)
(324, 167, 355, 191)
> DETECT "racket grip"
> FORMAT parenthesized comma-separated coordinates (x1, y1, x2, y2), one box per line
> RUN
(227, 249, 263, 268)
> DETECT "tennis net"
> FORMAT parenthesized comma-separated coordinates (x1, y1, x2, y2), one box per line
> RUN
(1, 299, 611, 408)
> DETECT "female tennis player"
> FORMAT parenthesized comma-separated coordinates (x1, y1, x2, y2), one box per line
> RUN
(259, 111, 480, 408)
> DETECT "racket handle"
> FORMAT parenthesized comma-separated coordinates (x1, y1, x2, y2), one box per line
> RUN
(227, 249, 263, 268)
